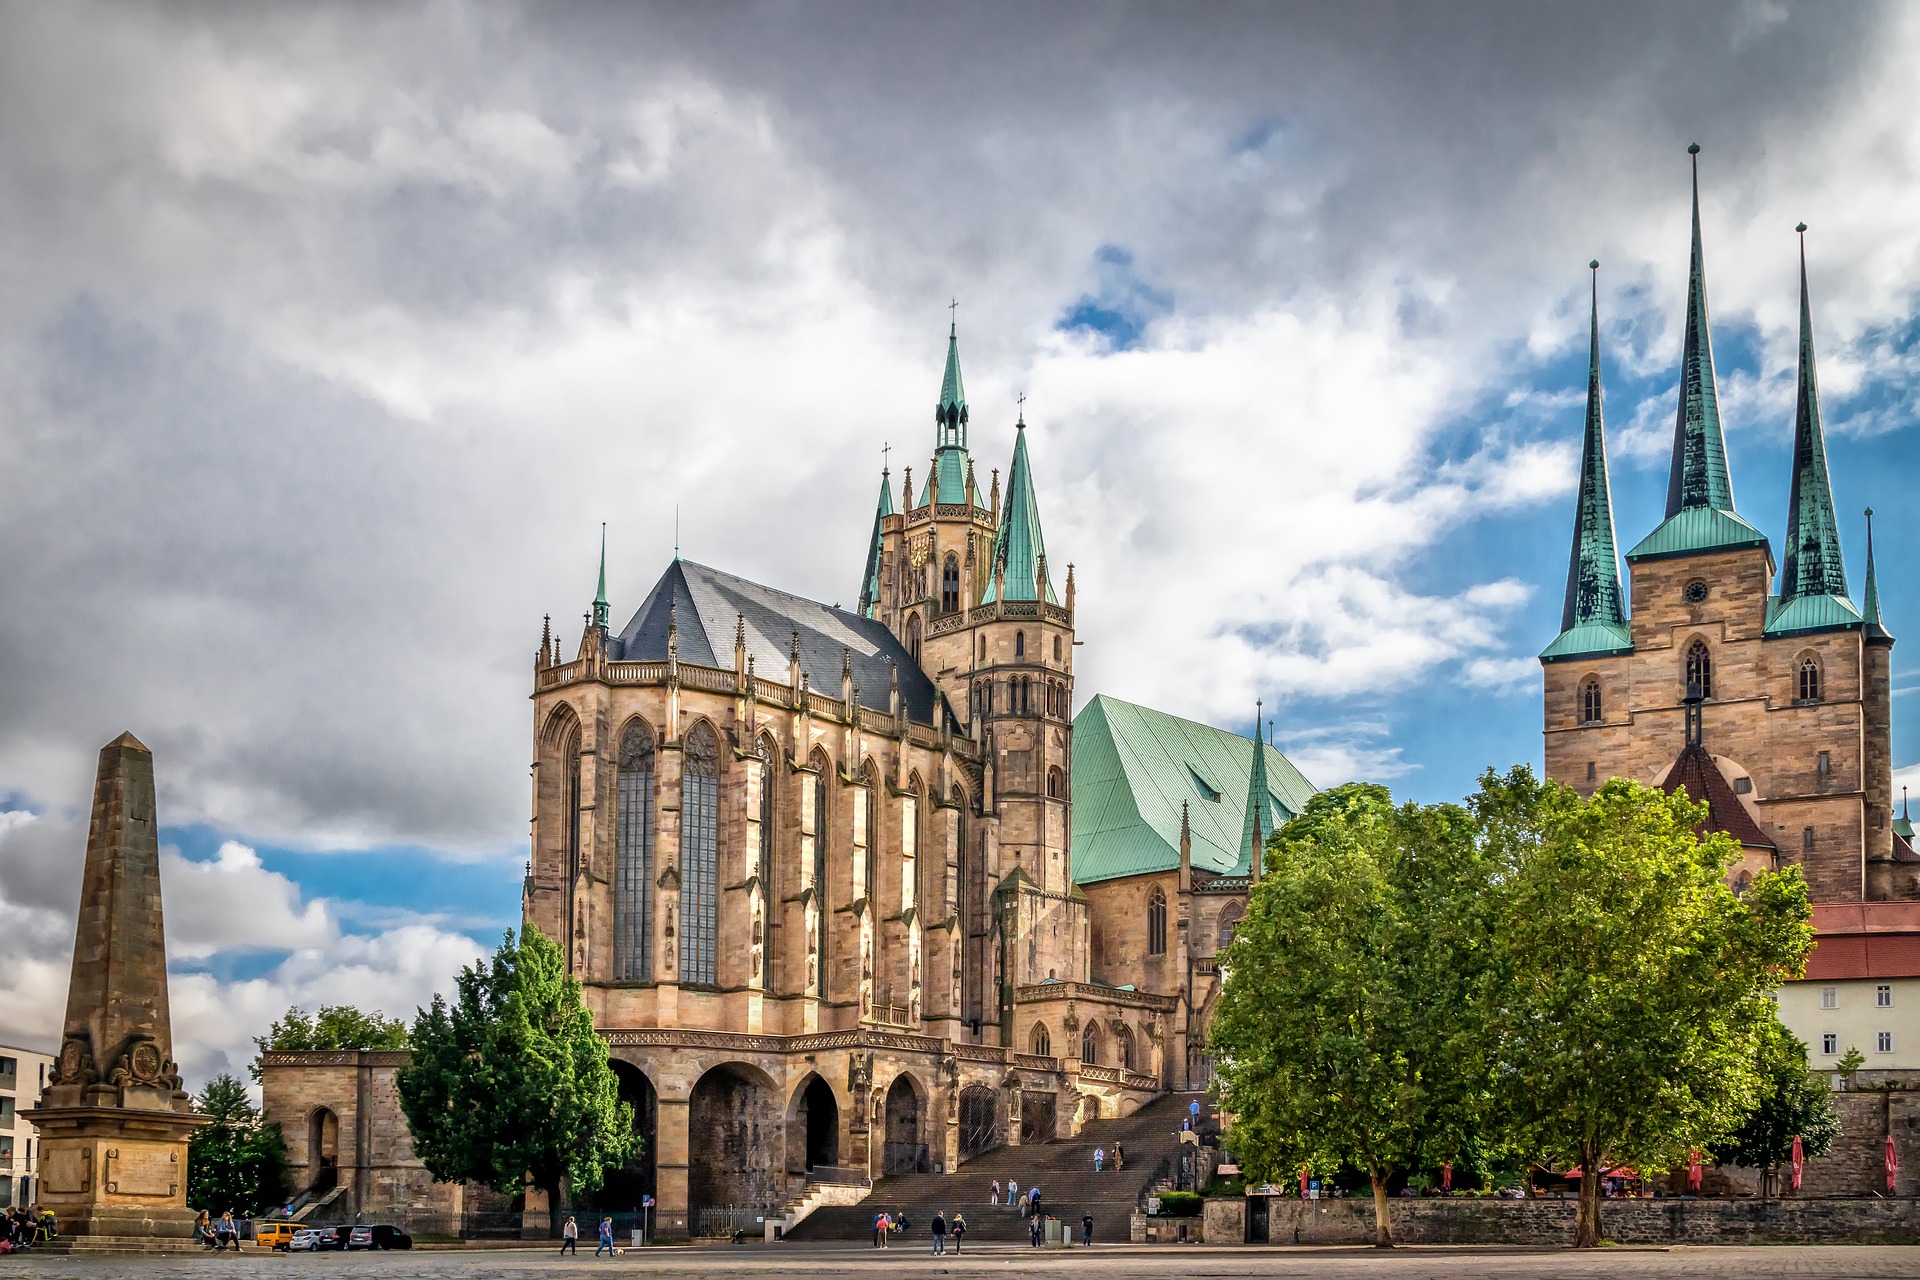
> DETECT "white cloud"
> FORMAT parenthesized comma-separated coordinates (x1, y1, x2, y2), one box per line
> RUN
(160, 841, 335, 960)
(1463, 656, 1545, 695)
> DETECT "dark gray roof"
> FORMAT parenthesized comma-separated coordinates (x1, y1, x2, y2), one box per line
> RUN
(613, 559, 948, 728)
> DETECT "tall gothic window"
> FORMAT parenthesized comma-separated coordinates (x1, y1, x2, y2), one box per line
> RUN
(1579, 678, 1602, 725)
(758, 736, 778, 976)
(680, 722, 720, 985)
(615, 720, 656, 981)
(942, 554, 960, 614)
(861, 761, 878, 906)
(1147, 887, 1167, 956)
(1117, 1025, 1135, 1072)
(812, 750, 831, 997)
(1685, 640, 1713, 700)
(1081, 1023, 1101, 1066)
(1047, 767, 1064, 799)
(1798, 654, 1822, 703)
(1014, 630, 1025, 658)
(1030, 1023, 1051, 1057)
(1217, 906, 1241, 949)
(907, 613, 922, 663)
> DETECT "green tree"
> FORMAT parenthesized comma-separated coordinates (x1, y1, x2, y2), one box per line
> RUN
(187, 1072, 291, 1217)
(1712, 1019, 1841, 1197)
(396, 927, 635, 1236)
(250, 1004, 410, 1079)
(1476, 768, 1813, 1247)
(1211, 784, 1495, 1247)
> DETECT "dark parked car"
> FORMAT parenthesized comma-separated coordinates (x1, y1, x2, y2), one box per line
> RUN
(292, 1227, 350, 1252)
(346, 1225, 413, 1251)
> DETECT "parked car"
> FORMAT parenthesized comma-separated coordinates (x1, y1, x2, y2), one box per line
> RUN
(255, 1222, 297, 1250)
(289, 1227, 349, 1252)
(347, 1225, 413, 1251)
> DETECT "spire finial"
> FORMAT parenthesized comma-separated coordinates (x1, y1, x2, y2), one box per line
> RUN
(592, 523, 610, 629)
(1863, 506, 1890, 637)
(1017, 392, 1027, 427)
(1664, 140, 1737, 518)
(1780, 224, 1848, 603)
(949, 297, 958, 336)
(882, 440, 891, 474)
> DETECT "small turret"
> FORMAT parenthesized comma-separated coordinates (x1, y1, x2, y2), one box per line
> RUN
(1178, 801, 1192, 894)
(1865, 508, 1894, 644)
(592, 523, 610, 631)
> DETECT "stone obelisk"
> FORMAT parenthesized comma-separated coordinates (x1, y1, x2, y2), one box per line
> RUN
(33, 733, 207, 1248)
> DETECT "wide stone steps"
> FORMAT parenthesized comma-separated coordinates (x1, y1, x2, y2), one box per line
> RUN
(785, 1091, 1207, 1243)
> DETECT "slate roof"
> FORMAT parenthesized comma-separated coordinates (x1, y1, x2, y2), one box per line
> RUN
(614, 559, 949, 727)
(1658, 744, 1776, 852)
(1071, 694, 1316, 885)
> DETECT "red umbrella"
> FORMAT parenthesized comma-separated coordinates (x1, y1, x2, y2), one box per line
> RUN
(1441, 1162, 1452, 1192)
(1299, 1166, 1308, 1198)
(1790, 1134, 1804, 1192)
(1688, 1150, 1702, 1192)
(1887, 1134, 1900, 1193)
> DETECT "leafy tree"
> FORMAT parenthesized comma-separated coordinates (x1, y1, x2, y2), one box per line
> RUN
(250, 1004, 410, 1079)
(1475, 768, 1813, 1247)
(1211, 784, 1495, 1246)
(1711, 1019, 1840, 1197)
(396, 927, 635, 1236)
(187, 1072, 291, 1217)
(1836, 1044, 1865, 1087)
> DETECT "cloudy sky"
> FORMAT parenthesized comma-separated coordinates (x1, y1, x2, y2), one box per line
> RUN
(2, 1, 1917, 1082)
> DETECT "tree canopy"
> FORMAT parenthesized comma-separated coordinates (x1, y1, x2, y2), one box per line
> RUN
(250, 1003, 410, 1080)
(1711, 1019, 1840, 1196)
(187, 1072, 290, 1217)
(396, 927, 635, 1235)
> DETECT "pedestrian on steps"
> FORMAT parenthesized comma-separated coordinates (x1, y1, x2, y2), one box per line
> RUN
(951, 1213, 966, 1254)
(1029, 1213, 1043, 1248)
(559, 1216, 578, 1255)
(989, 1178, 1000, 1205)
(1007, 1178, 1019, 1207)
(1113, 1143, 1125, 1171)
(1094, 1146, 1105, 1172)
(931, 1212, 946, 1255)
(872, 1211, 889, 1248)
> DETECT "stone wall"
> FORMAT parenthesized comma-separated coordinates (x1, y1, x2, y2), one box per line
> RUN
(1258, 1195, 1920, 1245)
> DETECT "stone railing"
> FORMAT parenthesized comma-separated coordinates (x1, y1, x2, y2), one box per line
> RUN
(929, 610, 971, 637)
(1014, 981, 1179, 1013)
(867, 1002, 914, 1028)
(1124, 1071, 1159, 1092)
(1013, 1053, 1060, 1073)
(1076, 1063, 1124, 1085)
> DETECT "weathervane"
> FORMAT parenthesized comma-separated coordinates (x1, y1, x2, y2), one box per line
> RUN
(882, 441, 891, 473)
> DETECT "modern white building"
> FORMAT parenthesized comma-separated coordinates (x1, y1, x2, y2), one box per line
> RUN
(0, 1043, 53, 1209)
(1777, 903, 1920, 1077)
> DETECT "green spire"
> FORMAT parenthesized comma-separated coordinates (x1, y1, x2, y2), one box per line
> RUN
(935, 318, 968, 445)
(1237, 702, 1273, 876)
(1864, 507, 1893, 642)
(982, 417, 1056, 604)
(1779, 225, 1849, 603)
(1667, 144, 1736, 517)
(858, 467, 894, 618)
(592, 523, 610, 629)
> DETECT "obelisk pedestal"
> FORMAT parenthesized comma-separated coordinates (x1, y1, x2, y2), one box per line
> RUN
(32, 733, 208, 1249)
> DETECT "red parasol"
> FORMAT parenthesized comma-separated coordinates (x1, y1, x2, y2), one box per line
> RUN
(1888, 1134, 1900, 1193)
(1299, 1166, 1309, 1198)
(1790, 1134, 1804, 1192)
(1441, 1162, 1452, 1191)
(1688, 1149, 1702, 1192)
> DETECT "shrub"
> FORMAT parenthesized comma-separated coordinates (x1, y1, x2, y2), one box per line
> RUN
(1153, 1191, 1202, 1217)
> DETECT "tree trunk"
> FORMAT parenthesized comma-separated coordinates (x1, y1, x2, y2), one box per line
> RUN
(1369, 1166, 1394, 1248)
(1572, 1149, 1602, 1249)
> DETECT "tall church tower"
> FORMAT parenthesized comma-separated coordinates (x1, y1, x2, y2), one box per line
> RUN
(859, 323, 1085, 1033)
(1542, 147, 1904, 901)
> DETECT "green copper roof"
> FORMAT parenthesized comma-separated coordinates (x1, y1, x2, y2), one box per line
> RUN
(1778, 230, 1851, 609)
(1665, 146, 1739, 521)
(1544, 264, 1630, 663)
(1235, 704, 1278, 875)
(1765, 591, 1862, 638)
(857, 468, 893, 618)
(920, 446, 972, 506)
(592, 523, 610, 629)
(1070, 694, 1316, 886)
(1864, 509, 1893, 641)
(982, 422, 1057, 604)
(1626, 505, 1769, 562)
(939, 324, 966, 421)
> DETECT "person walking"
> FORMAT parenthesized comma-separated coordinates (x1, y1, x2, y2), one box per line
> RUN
(1081, 1213, 1094, 1247)
(595, 1218, 614, 1257)
(950, 1213, 966, 1255)
(560, 1215, 578, 1255)
(989, 1178, 1000, 1205)
(1094, 1147, 1105, 1173)
(930, 1212, 946, 1255)
(1113, 1142, 1125, 1172)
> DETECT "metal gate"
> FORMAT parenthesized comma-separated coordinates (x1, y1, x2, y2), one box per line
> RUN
(959, 1086, 999, 1159)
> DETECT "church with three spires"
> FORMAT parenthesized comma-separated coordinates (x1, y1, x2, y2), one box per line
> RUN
(1541, 146, 1911, 907)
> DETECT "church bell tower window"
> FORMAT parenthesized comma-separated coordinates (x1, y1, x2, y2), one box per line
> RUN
(1147, 887, 1167, 956)
(1685, 641, 1713, 700)
(615, 720, 656, 981)
(1798, 654, 1822, 704)
(1579, 678, 1602, 726)
(1014, 631, 1025, 658)
(942, 555, 960, 614)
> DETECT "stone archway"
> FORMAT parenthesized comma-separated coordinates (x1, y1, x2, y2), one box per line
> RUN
(308, 1107, 339, 1192)
(958, 1084, 998, 1160)
(788, 1074, 840, 1175)
(1020, 1091, 1056, 1144)
(881, 1075, 927, 1175)
(583, 1061, 658, 1217)
(688, 1064, 781, 1226)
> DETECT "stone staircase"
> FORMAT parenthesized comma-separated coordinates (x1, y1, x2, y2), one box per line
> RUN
(766, 1178, 874, 1238)
(785, 1091, 1207, 1244)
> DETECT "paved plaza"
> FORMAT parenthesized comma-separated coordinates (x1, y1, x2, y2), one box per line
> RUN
(4, 1244, 1920, 1279)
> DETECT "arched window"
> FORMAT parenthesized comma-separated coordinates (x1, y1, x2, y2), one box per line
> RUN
(1117, 1026, 1135, 1072)
(984, 681, 994, 714)
(1147, 887, 1167, 956)
(1014, 630, 1025, 658)
(679, 723, 720, 985)
(1031, 1023, 1051, 1057)
(1047, 767, 1064, 799)
(1217, 907, 1241, 950)
(907, 614, 922, 663)
(1580, 678, 1602, 725)
(757, 736, 778, 975)
(1798, 654, 1822, 703)
(1081, 1023, 1101, 1066)
(861, 761, 878, 906)
(1054, 635, 1062, 661)
(615, 720, 656, 981)
(1733, 870, 1752, 897)
(812, 749, 831, 997)
(1685, 640, 1713, 700)
(942, 554, 960, 614)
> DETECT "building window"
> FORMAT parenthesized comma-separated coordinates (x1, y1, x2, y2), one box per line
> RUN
(1879, 984, 1894, 1009)
(1081, 1023, 1101, 1066)
(1117, 1026, 1135, 1072)
(1685, 640, 1713, 699)
(1821, 986, 1838, 1009)
(1580, 678, 1602, 725)
(679, 722, 721, 985)
(757, 736, 778, 974)
(813, 750, 831, 999)
(1822, 1033, 1838, 1055)
(1733, 776, 1752, 794)
(1803, 826, 1816, 853)
(1218, 909, 1240, 949)
(1879, 1031, 1894, 1054)
(1054, 635, 1063, 661)
(1733, 871, 1751, 897)
(1014, 630, 1025, 658)
(1047, 766, 1064, 799)
(942, 554, 960, 614)
(1818, 750, 1832, 778)
(907, 613, 922, 663)
(1798, 654, 1822, 703)
(1031, 1024, 1051, 1057)
(1586, 761, 1597, 783)
(1147, 887, 1167, 956)
(615, 720, 656, 981)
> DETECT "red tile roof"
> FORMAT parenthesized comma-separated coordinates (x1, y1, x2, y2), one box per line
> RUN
(1659, 744, 1776, 852)
(1802, 902, 1920, 981)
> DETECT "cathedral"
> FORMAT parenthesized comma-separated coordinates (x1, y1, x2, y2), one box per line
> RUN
(1540, 148, 1912, 902)
(498, 324, 1309, 1235)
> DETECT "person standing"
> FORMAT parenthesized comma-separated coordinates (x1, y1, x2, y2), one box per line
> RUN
(931, 1212, 946, 1255)
(950, 1213, 966, 1254)
(1094, 1147, 1105, 1173)
(1082, 1213, 1094, 1247)
(1007, 1178, 1019, 1207)
(989, 1179, 1000, 1205)
(595, 1218, 614, 1257)
(560, 1215, 578, 1255)
(872, 1211, 889, 1248)
(1029, 1212, 1043, 1248)
(1113, 1143, 1125, 1172)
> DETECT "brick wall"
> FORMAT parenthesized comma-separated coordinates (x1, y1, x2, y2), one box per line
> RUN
(1259, 1196, 1920, 1245)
